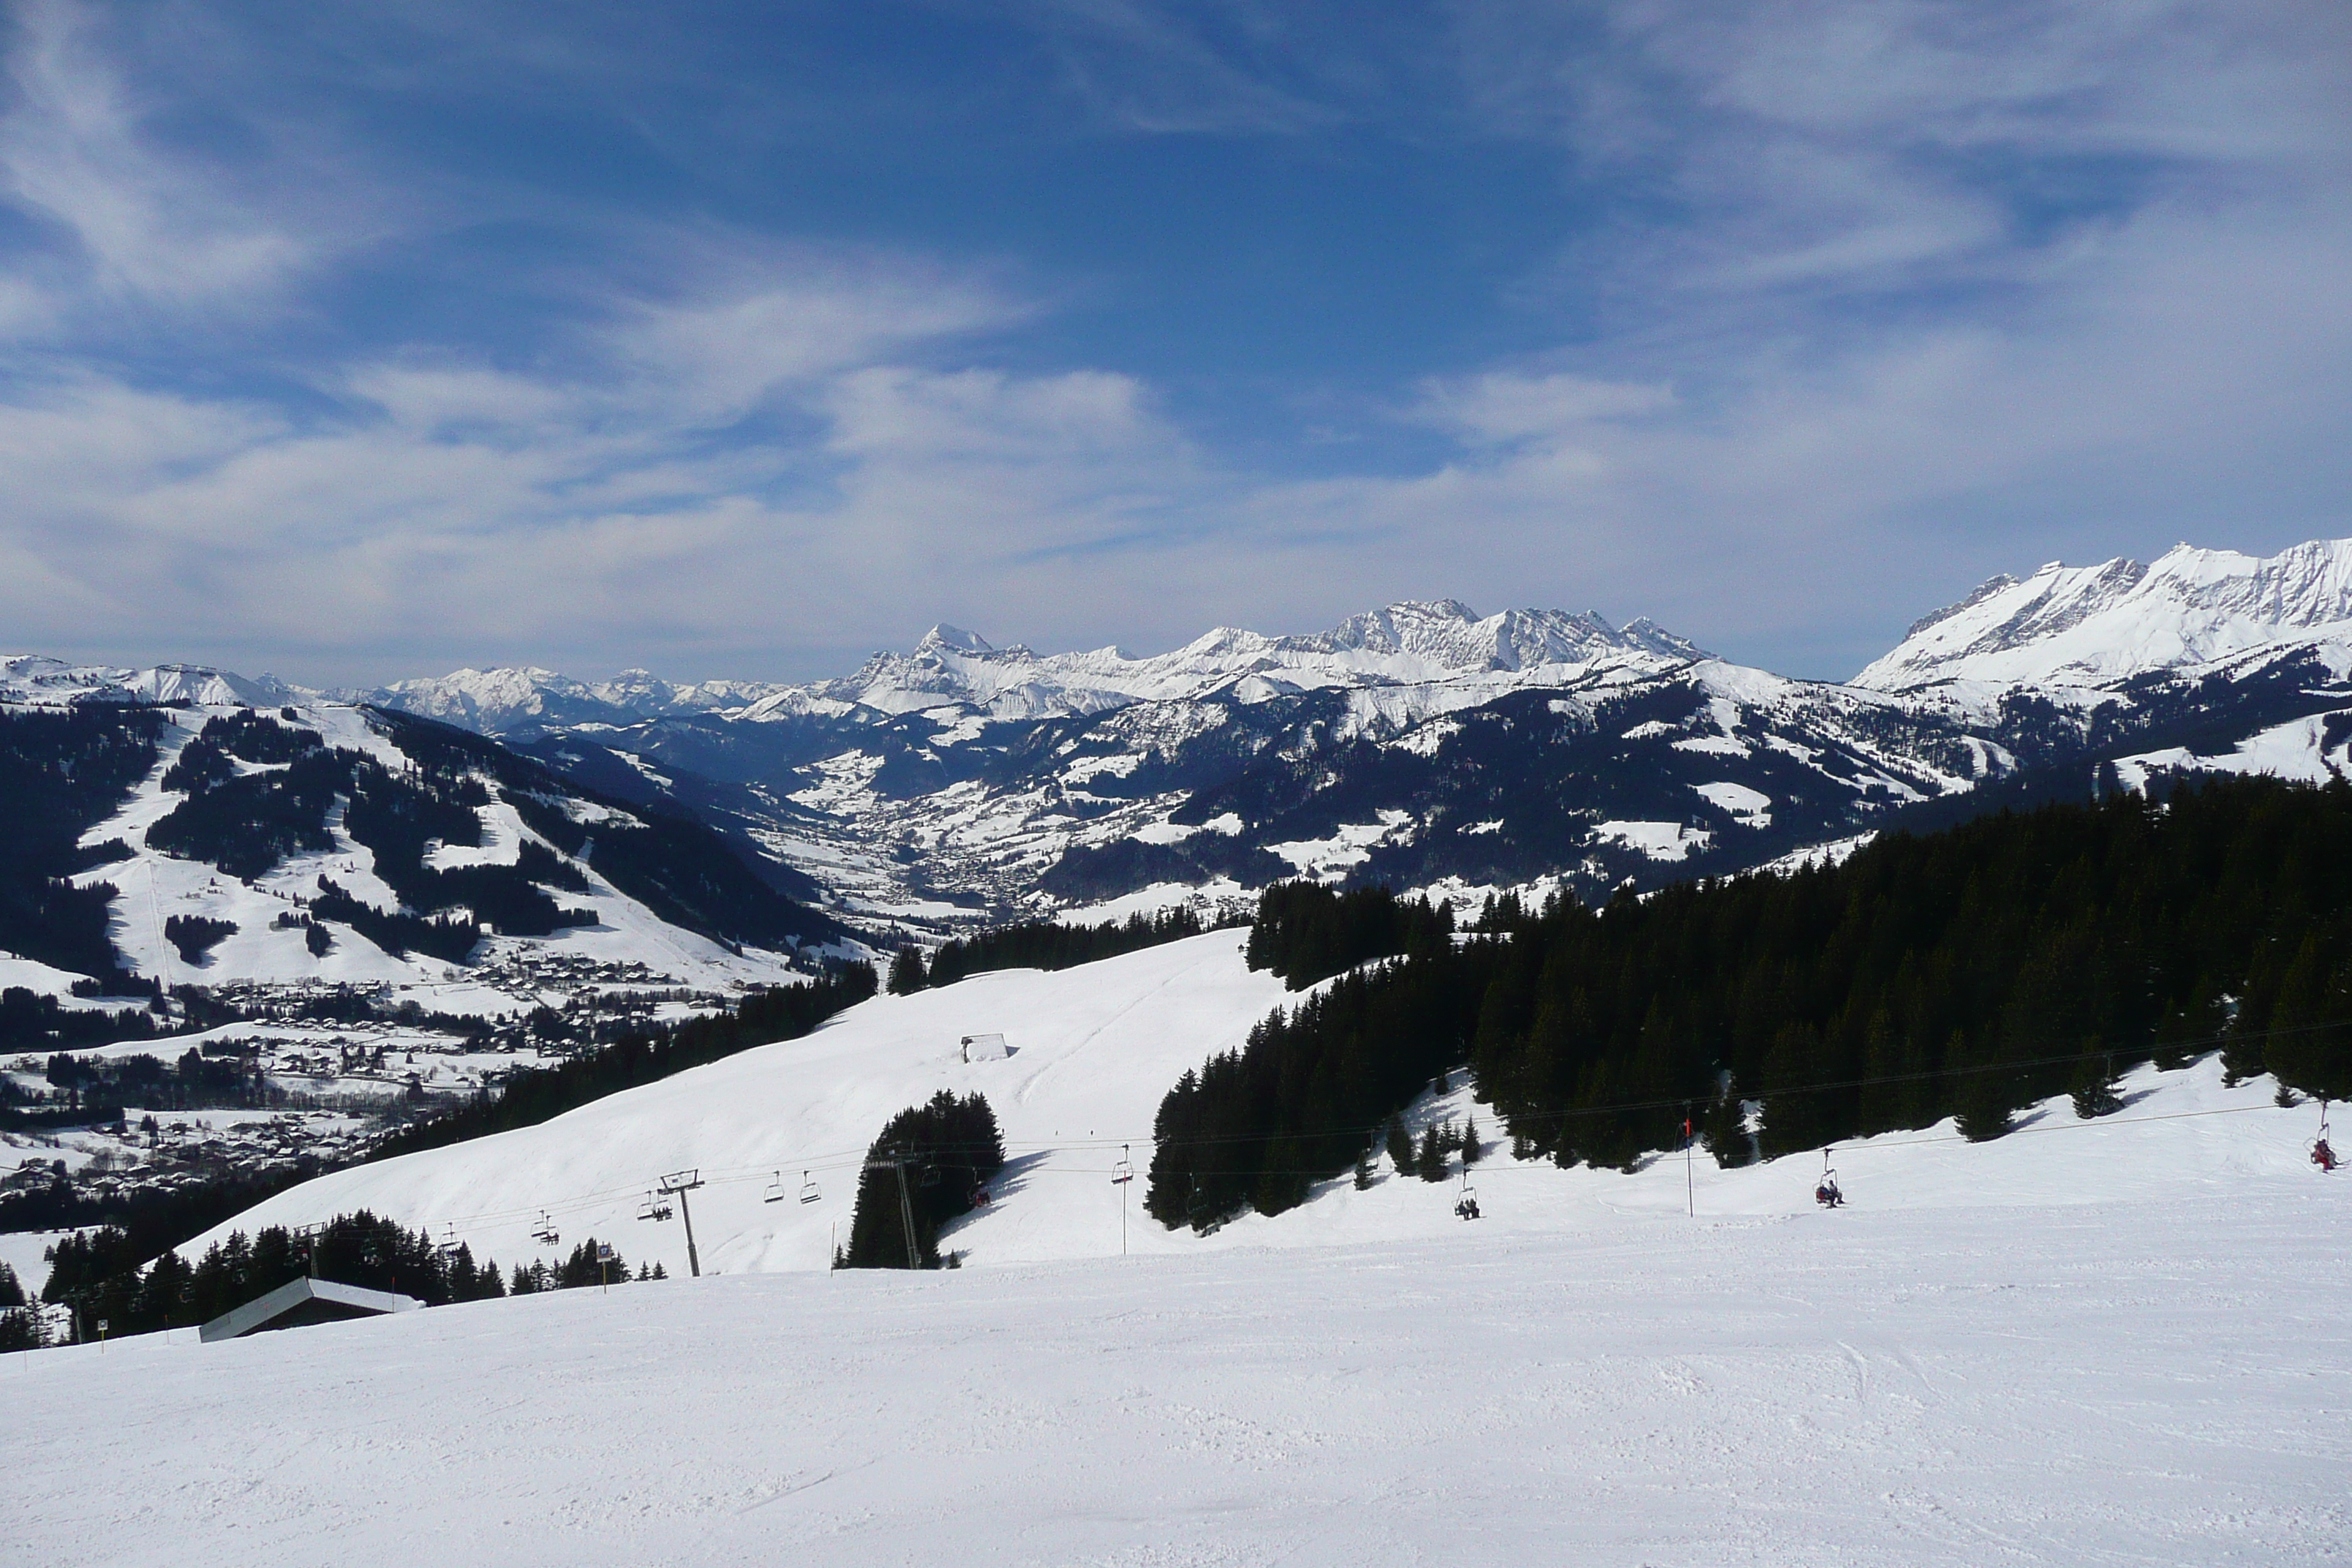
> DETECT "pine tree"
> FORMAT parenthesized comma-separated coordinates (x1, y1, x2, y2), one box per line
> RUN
(2069, 1051, 2124, 1118)
(1417, 1126, 1447, 1181)
(1353, 1147, 1375, 1189)
(1385, 1115, 1414, 1176)
(1954, 1057, 2016, 1142)
(1460, 1116, 1481, 1168)
(887, 947, 929, 995)
(1700, 1093, 1752, 1168)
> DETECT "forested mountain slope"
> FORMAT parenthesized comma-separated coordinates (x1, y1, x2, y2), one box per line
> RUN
(1147, 775, 2352, 1227)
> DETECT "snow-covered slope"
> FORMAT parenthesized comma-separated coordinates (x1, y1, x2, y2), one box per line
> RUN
(15, 932, 2344, 1568)
(184, 931, 1287, 1269)
(181, 929, 2340, 1280)
(12, 1175, 2344, 1567)
(1856, 538, 2352, 691)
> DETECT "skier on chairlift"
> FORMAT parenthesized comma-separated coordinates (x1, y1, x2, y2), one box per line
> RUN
(1815, 1150, 1844, 1209)
(2315, 1101, 2339, 1172)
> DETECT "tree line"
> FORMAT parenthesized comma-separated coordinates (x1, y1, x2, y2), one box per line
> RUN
(1148, 776, 2352, 1229)
(17, 1210, 660, 1349)
(886, 905, 1224, 995)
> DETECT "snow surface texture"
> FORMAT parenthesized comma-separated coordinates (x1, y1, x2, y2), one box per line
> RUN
(6, 1145, 2345, 1564)
(1855, 538, 2352, 690)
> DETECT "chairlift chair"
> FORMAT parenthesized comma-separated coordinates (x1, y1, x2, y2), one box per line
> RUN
(918, 1162, 941, 1189)
(436, 1224, 461, 1258)
(2316, 1099, 2339, 1173)
(798, 1171, 821, 1205)
(532, 1210, 560, 1245)
(1111, 1144, 1135, 1186)
(637, 1193, 672, 1224)
(1455, 1173, 1480, 1221)
(763, 1171, 787, 1205)
(1815, 1149, 1844, 1209)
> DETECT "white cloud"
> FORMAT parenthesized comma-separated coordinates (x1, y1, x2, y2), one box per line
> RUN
(0, 0, 320, 317)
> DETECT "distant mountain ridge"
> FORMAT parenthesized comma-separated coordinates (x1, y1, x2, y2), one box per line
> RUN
(15, 539, 2352, 937)
(350, 599, 1711, 733)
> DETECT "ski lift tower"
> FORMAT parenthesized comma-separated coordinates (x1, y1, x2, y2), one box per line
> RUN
(656, 1169, 706, 1278)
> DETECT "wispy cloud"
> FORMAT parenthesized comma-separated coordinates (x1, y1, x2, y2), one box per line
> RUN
(0, 0, 332, 321)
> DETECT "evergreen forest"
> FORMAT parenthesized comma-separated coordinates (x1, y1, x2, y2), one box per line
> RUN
(0, 706, 165, 979)
(840, 1090, 1006, 1268)
(1148, 776, 2352, 1229)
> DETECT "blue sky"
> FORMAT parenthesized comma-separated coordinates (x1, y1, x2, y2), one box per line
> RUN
(0, 0, 2345, 685)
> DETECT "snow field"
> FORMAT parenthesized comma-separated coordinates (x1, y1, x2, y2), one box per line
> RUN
(5, 1183, 2347, 1567)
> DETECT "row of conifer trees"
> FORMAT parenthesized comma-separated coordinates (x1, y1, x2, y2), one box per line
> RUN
(20, 1211, 653, 1349)
(1149, 776, 2352, 1229)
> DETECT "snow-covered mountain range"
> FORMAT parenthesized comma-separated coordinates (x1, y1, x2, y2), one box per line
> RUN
(13, 538, 2352, 951)
(355, 600, 1708, 732)
(1855, 540, 2352, 691)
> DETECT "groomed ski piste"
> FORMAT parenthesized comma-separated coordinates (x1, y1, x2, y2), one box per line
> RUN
(6, 930, 2348, 1565)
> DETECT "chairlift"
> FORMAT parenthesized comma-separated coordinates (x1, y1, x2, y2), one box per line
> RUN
(435, 1223, 461, 1258)
(918, 1162, 941, 1189)
(1454, 1172, 1480, 1221)
(798, 1171, 821, 1205)
(532, 1210, 560, 1245)
(1111, 1143, 1134, 1186)
(1815, 1149, 1844, 1209)
(637, 1193, 672, 1224)
(763, 1171, 787, 1205)
(2315, 1099, 2339, 1173)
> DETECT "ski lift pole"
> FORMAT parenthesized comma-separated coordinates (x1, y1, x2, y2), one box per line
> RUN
(1117, 1143, 1134, 1257)
(897, 1158, 919, 1270)
(864, 1151, 924, 1269)
(658, 1169, 705, 1278)
(1683, 1101, 1695, 1219)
